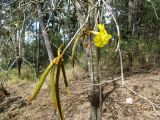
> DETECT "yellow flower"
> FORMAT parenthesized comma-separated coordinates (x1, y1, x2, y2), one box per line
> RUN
(90, 24, 112, 48)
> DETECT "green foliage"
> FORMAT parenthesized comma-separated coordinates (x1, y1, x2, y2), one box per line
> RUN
(100, 45, 120, 76)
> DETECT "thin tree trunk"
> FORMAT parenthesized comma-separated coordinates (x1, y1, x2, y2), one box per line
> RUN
(88, 1, 102, 120)
(74, 1, 102, 119)
(36, 21, 40, 76)
(17, 57, 22, 77)
(37, 4, 54, 63)
(88, 45, 102, 120)
(128, 0, 137, 71)
(16, 29, 22, 77)
(128, 0, 136, 36)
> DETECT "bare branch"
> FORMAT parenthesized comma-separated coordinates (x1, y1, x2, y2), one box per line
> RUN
(62, 1, 99, 55)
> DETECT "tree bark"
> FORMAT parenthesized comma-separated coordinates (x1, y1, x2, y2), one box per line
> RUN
(74, 1, 102, 119)
(16, 29, 22, 77)
(36, 21, 40, 76)
(17, 57, 22, 77)
(88, 1, 102, 120)
(128, 0, 137, 71)
(128, 0, 136, 36)
(37, 4, 54, 63)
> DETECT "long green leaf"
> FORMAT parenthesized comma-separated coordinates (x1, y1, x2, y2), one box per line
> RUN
(61, 62, 71, 96)
(55, 64, 64, 120)
(28, 62, 54, 101)
(50, 65, 57, 111)
(71, 35, 81, 67)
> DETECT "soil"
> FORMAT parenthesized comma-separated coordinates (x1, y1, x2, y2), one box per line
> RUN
(1, 69, 160, 120)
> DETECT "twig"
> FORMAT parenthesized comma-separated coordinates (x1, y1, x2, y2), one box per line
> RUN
(23, 58, 37, 76)
(150, 1, 159, 19)
(0, 56, 20, 84)
(69, 106, 90, 120)
(102, 0, 120, 51)
(102, 0, 124, 84)
(0, 67, 7, 72)
(83, 77, 121, 86)
(102, 0, 160, 116)
(123, 83, 160, 116)
(62, 1, 99, 55)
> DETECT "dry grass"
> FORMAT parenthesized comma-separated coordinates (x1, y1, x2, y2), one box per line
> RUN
(61, 64, 86, 81)
(3, 66, 37, 85)
(2, 63, 160, 120)
(1, 69, 160, 120)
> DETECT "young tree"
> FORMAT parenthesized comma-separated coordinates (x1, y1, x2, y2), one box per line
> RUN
(28, 0, 113, 120)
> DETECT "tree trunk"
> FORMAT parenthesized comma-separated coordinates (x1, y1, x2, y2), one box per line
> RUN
(128, 0, 136, 36)
(16, 29, 22, 77)
(74, 0, 85, 26)
(36, 21, 40, 76)
(88, 45, 102, 120)
(17, 57, 22, 77)
(88, 1, 102, 120)
(74, 1, 102, 119)
(128, 0, 137, 71)
(37, 4, 54, 63)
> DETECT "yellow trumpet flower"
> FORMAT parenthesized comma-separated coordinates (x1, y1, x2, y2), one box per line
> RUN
(90, 24, 112, 48)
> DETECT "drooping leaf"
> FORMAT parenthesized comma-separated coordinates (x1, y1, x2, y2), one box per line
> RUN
(50, 65, 57, 111)
(55, 63, 64, 120)
(28, 62, 55, 101)
(58, 44, 64, 56)
(71, 34, 82, 67)
(61, 62, 71, 96)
